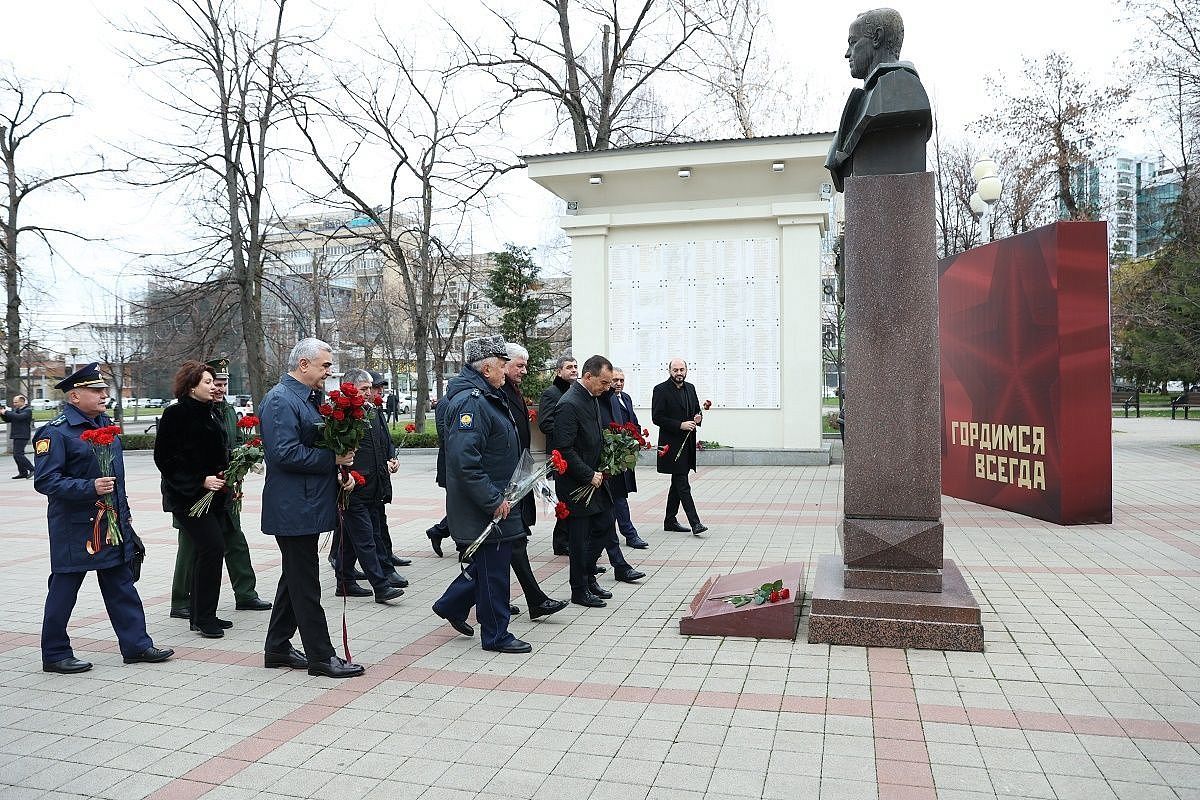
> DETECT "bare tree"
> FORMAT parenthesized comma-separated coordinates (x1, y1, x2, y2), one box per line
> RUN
(1127, 0, 1200, 180)
(292, 35, 519, 431)
(452, 0, 715, 151)
(1, 72, 119, 396)
(118, 0, 314, 401)
(976, 52, 1131, 222)
(684, 0, 815, 138)
(932, 124, 983, 258)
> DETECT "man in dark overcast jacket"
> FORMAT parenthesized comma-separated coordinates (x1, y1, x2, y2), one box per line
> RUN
(538, 355, 576, 555)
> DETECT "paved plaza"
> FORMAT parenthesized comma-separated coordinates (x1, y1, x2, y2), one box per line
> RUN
(1, 418, 1198, 800)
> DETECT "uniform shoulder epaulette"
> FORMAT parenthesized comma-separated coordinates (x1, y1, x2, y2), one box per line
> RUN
(47, 415, 67, 426)
(470, 388, 482, 397)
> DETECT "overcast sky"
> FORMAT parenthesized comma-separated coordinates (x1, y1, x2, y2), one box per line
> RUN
(1, 0, 1146, 348)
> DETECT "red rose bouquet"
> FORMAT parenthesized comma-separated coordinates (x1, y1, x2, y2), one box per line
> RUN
(188, 434, 265, 517)
(570, 422, 652, 507)
(79, 424, 124, 553)
(318, 382, 372, 508)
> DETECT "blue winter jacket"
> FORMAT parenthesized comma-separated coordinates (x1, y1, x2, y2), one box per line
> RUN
(437, 366, 523, 546)
(259, 374, 338, 536)
(33, 404, 136, 573)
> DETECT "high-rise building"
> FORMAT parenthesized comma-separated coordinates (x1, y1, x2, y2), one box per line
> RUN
(1068, 151, 1158, 261)
(1137, 165, 1185, 257)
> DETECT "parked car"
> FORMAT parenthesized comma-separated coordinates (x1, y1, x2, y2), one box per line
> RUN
(143, 398, 166, 408)
(30, 398, 59, 411)
(233, 395, 254, 418)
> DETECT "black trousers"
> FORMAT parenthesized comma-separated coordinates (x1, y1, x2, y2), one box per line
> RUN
(178, 512, 226, 625)
(11, 438, 32, 477)
(567, 509, 614, 595)
(332, 503, 390, 591)
(510, 535, 549, 606)
(370, 503, 394, 561)
(266, 534, 335, 662)
(551, 518, 569, 554)
(665, 472, 700, 526)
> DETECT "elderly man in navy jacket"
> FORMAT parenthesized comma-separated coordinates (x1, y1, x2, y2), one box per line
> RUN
(34, 363, 173, 673)
(432, 335, 531, 654)
(259, 338, 362, 679)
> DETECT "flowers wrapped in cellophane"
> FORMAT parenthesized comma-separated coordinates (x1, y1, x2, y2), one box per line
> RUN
(188, 435, 265, 517)
(461, 448, 568, 569)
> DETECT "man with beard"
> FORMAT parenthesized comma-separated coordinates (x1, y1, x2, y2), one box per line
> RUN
(652, 358, 708, 535)
(537, 355, 576, 556)
(499, 343, 568, 620)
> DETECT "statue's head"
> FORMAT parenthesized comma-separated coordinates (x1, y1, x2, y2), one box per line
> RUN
(845, 8, 905, 80)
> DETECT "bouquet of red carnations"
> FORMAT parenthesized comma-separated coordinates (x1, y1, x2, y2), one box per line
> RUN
(188, 432, 265, 517)
(461, 449, 569, 565)
(569, 421, 652, 507)
(80, 424, 124, 553)
(317, 382, 372, 508)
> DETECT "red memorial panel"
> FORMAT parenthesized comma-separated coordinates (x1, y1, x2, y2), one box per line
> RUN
(938, 221, 1112, 525)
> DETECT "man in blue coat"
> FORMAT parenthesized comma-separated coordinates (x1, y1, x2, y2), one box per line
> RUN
(33, 363, 174, 674)
(259, 338, 362, 679)
(609, 369, 649, 549)
(431, 335, 531, 654)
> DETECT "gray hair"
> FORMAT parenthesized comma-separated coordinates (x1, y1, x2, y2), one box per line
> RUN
(342, 368, 371, 385)
(554, 354, 575, 370)
(470, 356, 502, 373)
(506, 342, 530, 360)
(288, 337, 332, 370)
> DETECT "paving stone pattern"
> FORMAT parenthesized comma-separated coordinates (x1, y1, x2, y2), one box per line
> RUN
(0, 417, 1197, 799)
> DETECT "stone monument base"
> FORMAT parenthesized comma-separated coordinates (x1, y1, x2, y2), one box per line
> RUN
(679, 563, 804, 640)
(807, 556, 983, 651)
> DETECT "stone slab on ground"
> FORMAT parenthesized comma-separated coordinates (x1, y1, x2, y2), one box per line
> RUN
(678, 563, 804, 640)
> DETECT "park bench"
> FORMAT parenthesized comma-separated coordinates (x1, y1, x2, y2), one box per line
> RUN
(1112, 387, 1140, 418)
(1171, 391, 1198, 420)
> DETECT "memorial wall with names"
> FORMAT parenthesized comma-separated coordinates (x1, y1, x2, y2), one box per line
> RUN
(608, 238, 780, 409)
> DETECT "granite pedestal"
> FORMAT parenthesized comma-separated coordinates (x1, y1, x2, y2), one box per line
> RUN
(808, 170, 983, 651)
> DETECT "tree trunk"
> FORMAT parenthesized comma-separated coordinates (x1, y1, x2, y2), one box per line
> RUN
(3, 139, 21, 398)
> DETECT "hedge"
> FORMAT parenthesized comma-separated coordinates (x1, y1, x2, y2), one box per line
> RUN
(118, 433, 156, 450)
(392, 431, 439, 449)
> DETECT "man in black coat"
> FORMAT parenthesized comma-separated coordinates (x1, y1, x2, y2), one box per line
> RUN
(608, 369, 648, 549)
(500, 344, 568, 619)
(2, 394, 34, 479)
(596, 386, 647, 584)
(538, 355, 576, 555)
(551, 354, 617, 607)
(651, 358, 708, 535)
(385, 390, 399, 425)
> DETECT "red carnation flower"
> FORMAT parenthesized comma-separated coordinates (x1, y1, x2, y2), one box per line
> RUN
(318, 403, 334, 415)
(248, 437, 263, 447)
(528, 408, 538, 423)
(237, 415, 260, 429)
(550, 449, 568, 474)
(350, 470, 366, 486)
(332, 409, 345, 421)
(703, 399, 712, 411)
(608, 422, 621, 430)
(404, 423, 416, 433)
(554, 501, 570, 520)
(642, 428, 649, 437)
(658, 444, 670, 457)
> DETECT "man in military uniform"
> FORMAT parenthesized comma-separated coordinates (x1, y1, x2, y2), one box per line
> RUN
(34, 363, 174, 673)
(431, 335, 531, 654)
(169, 358, 271, 619)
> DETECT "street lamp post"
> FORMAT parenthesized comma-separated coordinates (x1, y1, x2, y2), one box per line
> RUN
(970, 158, 1003, 242)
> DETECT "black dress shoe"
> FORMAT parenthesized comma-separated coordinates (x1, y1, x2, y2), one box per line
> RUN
(390, 555, 412, 567)
(375, 586, 404, 603)
(190, 622, 225, 638)
(427, 528, 445, 558)
(552, 548, 569, 556)
(169, 607, 191, 620)
(484, 638, 532, 654)
(43, 657, 92, 674)
(664, 519, 690, 532)
(615, 569, 646, 583)
(433, 607, 474, 636)
(509, 604, 521, 616)
(264, 647, 307, 669)
(123, 646, 174, 664)
(235, 597, 273, 611)
(625, 535, 649, 549)
(691, 523, 708, 535)
(11, 474, 26, 479)
(587, 580, 613, 599)
(335, 582, 372, 597)
(528, 599, 568, 620)
(347, 567, 367, 580)
(308, 655, 365, 678)
(571, 593, 607, 608)
(385, 573, 409, 589)
(592, 564, 607, 574)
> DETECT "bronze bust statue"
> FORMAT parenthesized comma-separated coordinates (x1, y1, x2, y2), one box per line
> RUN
(825, 8, 932, 193)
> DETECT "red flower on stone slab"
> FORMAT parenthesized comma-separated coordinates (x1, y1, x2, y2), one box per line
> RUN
(404, 423, 416, 433)
(554, 501, 570, 520)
